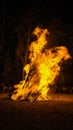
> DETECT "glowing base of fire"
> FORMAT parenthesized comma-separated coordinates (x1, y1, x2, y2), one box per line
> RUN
(11, 80, 52, 101)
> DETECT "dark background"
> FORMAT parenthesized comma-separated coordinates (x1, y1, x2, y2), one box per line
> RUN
(0, 0, 73, 23)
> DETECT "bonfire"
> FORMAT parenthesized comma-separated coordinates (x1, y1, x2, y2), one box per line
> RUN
(11, 27, 71, 101)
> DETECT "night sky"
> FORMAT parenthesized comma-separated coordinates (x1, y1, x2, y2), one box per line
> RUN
(0, 0, 73, 26)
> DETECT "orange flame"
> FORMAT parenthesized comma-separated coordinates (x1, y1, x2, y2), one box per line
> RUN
(11, 27, 71, 101)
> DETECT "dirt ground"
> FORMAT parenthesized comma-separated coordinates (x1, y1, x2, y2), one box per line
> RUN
(0, 93, 73, 130)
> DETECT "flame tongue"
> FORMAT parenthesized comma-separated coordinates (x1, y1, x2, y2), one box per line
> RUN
(11, 27, 71, 101)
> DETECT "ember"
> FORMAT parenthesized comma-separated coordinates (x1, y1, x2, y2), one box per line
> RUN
(11, 27, 71, 101)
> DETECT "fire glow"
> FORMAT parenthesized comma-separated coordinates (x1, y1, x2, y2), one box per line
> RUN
(11, 27, 71, 101)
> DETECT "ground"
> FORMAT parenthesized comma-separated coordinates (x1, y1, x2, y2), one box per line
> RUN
(0, 93, 73, 130)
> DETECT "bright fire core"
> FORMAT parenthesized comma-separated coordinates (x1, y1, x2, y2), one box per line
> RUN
(11, 27, 71, 101)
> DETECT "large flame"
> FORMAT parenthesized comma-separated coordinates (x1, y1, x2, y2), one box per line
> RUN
(11, 27, 71, 101)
